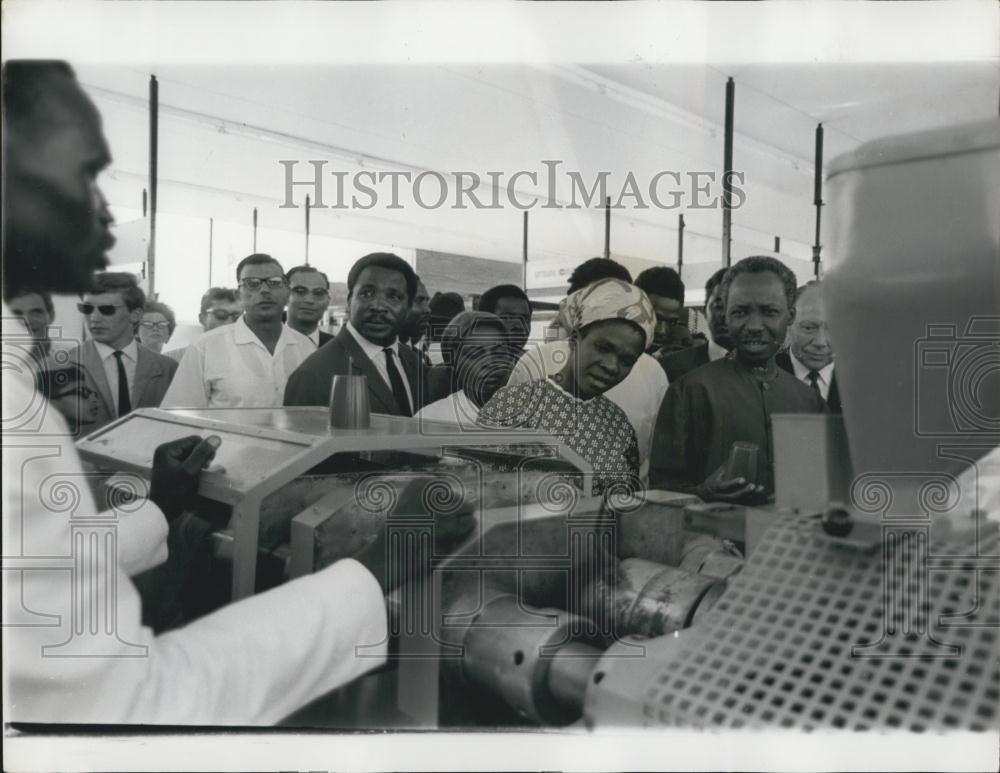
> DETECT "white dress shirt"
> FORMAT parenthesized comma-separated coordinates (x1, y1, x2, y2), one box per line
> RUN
(94, 339, 138, 414)
(288, 325, 320, 348)
(507, 341, 669, 482)
(789, 354, 835, 402)
(414, 390, 482, 430)
(162, 317, 314, 409)
(344, 322, 415, 411)
(2, 302, 388, 723)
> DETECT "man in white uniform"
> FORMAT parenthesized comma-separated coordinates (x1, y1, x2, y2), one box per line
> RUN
(162, 254, 315, 409)
(1, 60, 473, 725)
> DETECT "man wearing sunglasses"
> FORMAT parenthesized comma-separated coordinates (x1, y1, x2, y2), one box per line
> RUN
(284, 265, 333, 347)
(165, 287, 242, 363)
(162, 253, 314, 409)
(66, 271, 178, 431)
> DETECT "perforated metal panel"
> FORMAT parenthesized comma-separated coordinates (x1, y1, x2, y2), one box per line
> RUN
(642, 517, 999, 731)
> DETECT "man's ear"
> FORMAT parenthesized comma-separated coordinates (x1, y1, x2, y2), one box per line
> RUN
(129, 307, 142, 326)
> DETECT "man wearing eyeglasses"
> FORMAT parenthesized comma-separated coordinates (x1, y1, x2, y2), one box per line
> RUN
(284, 265, 333, 347)
(165, 287, 242, 363)
(66, 271, 178, 431)
(163, 253, 314, 409)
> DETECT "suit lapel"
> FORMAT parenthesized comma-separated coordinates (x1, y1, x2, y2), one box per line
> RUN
(336, 329, 398, 414)
(132, 346, 162, 407)
(80, 341, 116, 418)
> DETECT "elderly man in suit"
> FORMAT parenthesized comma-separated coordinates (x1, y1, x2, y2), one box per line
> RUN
(67, 272, 177, 430)
(284, 252, 425, 415)
(776, 280, 842, 413)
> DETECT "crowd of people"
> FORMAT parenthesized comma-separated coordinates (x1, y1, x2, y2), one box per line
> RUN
(1, 60, 843, 725)
(12, 245, 841, 501)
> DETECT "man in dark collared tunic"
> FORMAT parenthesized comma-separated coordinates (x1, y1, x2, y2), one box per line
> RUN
(650, 256, 825, 503)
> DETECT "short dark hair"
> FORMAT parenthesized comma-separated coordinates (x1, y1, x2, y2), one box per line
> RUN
(347, 252, 418, 302)
(143, 300, 177, 335)
(285, 264, 330, 289)
(6, 287, 55, 318)
(235, 253, 284, 281)
(635, 267, 685, 305)
(705, 267, 728, 302)
(567, 258, 632, 295)
(478, 284, 530, 314)
(199, 287, 239, 315)
(720, 256, 797, 312)
(428, 291, 466, 341)
(90, 272, 145, 311)
(2, 61, 77, 133)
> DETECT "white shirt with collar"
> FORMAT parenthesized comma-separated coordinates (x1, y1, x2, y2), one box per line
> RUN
(162, 316, 314, 409)
(789, 353, 835, 402)
(286, 324, 320, 348)
(344, 321, 415, 411)
(93, 339, 138, 415)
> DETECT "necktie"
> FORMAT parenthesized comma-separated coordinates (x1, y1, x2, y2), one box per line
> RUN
(807, 370, 822, 397)
(383, 347, 413, 416)
(113, 350, 132, 416)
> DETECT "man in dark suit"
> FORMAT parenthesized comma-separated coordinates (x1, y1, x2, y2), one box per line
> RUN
(776, 280, 842, 413)
(66, 271, 178, 431)
(285, 264, 334, 347)
(284, 252, 425, 415)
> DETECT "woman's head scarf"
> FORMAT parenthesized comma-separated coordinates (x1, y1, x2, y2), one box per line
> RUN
(561, 278, 656, 348)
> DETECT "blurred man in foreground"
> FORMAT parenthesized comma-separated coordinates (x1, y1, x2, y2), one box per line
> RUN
(1, 60, 473, 725)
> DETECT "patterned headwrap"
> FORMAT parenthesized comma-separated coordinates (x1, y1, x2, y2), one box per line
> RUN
(561, 278, 656, 347)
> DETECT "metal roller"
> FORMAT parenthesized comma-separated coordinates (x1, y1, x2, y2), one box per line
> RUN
(582, 558, 727, 640)
(677, 533, 745, 579)
(460, 594, 602, 725)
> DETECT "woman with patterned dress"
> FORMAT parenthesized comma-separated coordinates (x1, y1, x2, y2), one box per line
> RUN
(477, 278, 656, 496)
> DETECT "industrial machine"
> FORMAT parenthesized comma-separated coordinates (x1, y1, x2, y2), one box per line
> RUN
(78, 118, 999, 732)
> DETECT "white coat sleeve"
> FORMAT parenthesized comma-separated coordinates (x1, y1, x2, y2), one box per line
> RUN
(4, 369, 387, 726)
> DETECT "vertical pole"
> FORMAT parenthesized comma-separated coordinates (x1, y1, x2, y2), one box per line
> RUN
(677, 214, 685, 278)
(252, 207, 258, 252)
(142, 188, 148, 218)
(148, 75, 159, 297)
(774, 236, 781, 254)
(722, 77, 735, 267)
(305, 193, 311, 265)
(603, 196, 611, 259)
(813, 123, 824, 279)
(208, 218, 214, 288)
(522, 210, 529, 291)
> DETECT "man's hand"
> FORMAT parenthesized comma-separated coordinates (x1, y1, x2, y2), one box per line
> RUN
(149, 435, 221, 522)
(697, 462, 767, 505)
(354, 476, 477, 595)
